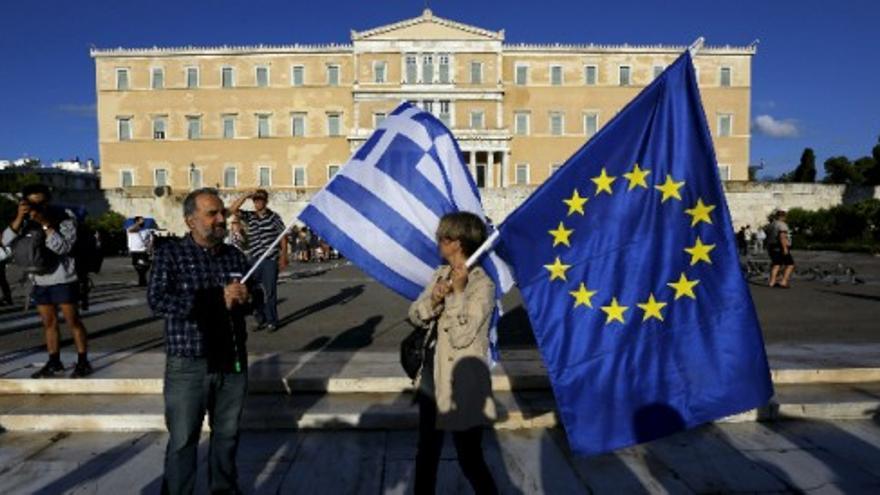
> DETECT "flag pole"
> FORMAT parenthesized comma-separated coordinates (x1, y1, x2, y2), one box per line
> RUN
(241, 223, 295, 283)
(465, 229, 500, 269)
(688, 36, 705, 56)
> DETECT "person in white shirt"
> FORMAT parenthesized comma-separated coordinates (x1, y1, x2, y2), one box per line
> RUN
(127, 216, 153, 286)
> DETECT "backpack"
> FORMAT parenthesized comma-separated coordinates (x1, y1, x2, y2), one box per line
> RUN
(72, 220, 103, 274)
(10, 224, 53, 274)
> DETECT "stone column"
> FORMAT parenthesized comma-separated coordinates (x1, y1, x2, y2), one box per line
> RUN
(487, 149, 495, 188)
(469, 150, 477, 182)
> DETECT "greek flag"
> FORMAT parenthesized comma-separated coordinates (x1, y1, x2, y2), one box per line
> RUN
(299, 102, 514, 357)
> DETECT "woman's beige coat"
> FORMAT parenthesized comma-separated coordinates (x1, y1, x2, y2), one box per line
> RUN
(408, 265, 497, 431)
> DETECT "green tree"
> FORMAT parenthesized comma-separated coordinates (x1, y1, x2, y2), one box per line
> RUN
(823, 156, 863, 185)
(864, 135, 880, 185)
(792, 148, 817, 182)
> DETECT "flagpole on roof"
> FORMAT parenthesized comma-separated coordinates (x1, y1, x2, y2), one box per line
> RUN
(688, 36, 705, 56)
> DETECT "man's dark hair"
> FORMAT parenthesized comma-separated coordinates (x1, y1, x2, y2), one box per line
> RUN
(22, 183, 51, 201)
(183, 187, 220, 217)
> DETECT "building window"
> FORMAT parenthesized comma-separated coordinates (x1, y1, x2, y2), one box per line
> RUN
(328, 165, 340, 180)
(327, 113, 341, 136)
(470, 111, 484, 130)
(256, 66, 269, 87)
(422, 100, 434, 114)
(293, 166, 307, 187)
(222, 115, 236, 139)
(154, 168, 168, 187)
(438, 54, 450, 83)
(514, 111, 530, 136)
(222, 67, 235, 88)
(374, 61, 386, 83)
(422, 54, 434, 83)
(292, 65, 304, 86)
(290, 112, 306, 137)
(515, 64, 528, 85)
(187, 116, 201, 140)
(116, 69, 129, 90)
(515, 164, 529, 185)
(619, 66, 632, 86)
(189, 168, 202, 189)
(585, 65, 597, 85)
(720, 67, 732, 87)
(470, 61, 482, 84)
(257, 114, 271, 138)
(439, 100, 451, 127)
(405, 55, 418, 84)
(151, 68, 164, 89)
(186, 67, 199, 88)
(327, 65, 340, 86)
(120, 170, 134, 187)
(258, 166, 271, 187)
(374, 112, 386, 128)
(550, 112, 564, 136)
(584, 113, 598, 137)
(117, 118, 132, 141)
(718, 164, 731, 181)
(152, 117, 166, 140)
(718, 114, 733, 137)
(550, 164, 563, 175)
(224, 167, 237, 188)
(550, 65, 563, 86)
(653, 65, 665, 79)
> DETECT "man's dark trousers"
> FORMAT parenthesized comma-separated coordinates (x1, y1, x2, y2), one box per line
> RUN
(250, 258, 278, 326)
(162, 356, 247, 495)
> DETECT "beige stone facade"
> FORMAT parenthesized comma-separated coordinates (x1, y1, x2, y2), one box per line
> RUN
(91, 9, 755, 192)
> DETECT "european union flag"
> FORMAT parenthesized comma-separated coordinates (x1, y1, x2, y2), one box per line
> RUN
(495, 52, 773, 456)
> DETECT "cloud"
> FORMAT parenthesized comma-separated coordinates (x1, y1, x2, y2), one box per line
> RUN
(752, 114, 799, 138)
(57, 103, 96, 117)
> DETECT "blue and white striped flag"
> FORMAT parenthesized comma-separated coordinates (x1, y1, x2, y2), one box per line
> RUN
(299, 102, 514, 358)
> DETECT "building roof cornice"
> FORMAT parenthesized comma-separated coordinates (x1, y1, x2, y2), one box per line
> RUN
(503, 42, 757, 55)
(90, 43, 353, 58)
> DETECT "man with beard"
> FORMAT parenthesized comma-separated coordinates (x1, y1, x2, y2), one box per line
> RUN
(148, 188, 252, 494)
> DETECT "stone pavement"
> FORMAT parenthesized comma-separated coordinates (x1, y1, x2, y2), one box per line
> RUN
(1, 420, 880, 494)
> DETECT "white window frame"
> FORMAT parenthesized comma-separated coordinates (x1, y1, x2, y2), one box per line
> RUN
(223, 166, 238, 188)
(720, 66, 732, 87)
(373, 112, 386, 129)
(718, 163, 732, 181)
(293, 165, 308, 187)
(515, 163, 530, 185)
(438, 54, 451, 83)
(115, 68, 130, 90)
(470, 61, 483, 84)
(405, 54, 418, 84)
(291, 65, 305, 86)
(222, 115, 236, 139)
(470, 111, 485, 130)
(326, 64, 340, 86)
(618, 65, 632, 86)
(439, 100, 452, 127)
(221, 66, 235, 88)
(152, 116, 167, 140)
(255, 65, 270, 88)
(550, 163, 563, 175)
(653, 65, 665, 80)
(120, 169, 134, 187)
(718, 113, 733, 137)
(258, 166, 272, 187)
(151, 67, 164, 90)
(327, 164, 341, 181)
(327, 113, 342, 137)
(186, 66, 199, 88)
(584, 64, 598, 85)
(256, 114, 272, 138)
(189, 167, 203, 189)
(550, 112, 565, 136)
(117, 117, 132, 141)
(550, 64, 564, 86)
(421, 54, 434, 84)
(373, 61, 387, 83)
(154, 168, 169, 187)
(583, 112, 599, 137)
(186, 116, 201, 140)
(515, 63, 529, 86)
(514, 111, 530, 136)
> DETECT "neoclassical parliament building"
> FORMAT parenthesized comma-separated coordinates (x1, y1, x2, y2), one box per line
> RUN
(92, 9, 755, 192)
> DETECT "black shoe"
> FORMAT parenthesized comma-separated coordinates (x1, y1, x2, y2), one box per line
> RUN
(31, 361, 65, 379)
(70, 361, 94, 378)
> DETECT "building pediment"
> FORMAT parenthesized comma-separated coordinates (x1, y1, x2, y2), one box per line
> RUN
(351, 9, 503, 42)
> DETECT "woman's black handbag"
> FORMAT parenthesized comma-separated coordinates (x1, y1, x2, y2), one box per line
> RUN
(400, 325, 427, 380)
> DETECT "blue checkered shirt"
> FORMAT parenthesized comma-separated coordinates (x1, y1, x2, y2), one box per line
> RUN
(148, 235, 252, 357)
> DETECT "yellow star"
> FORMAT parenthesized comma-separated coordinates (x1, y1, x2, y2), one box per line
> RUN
(544, 256, 571, 282)
(654, 174, 685, 203)
(637, 293, 667, 322)
(684, 198, 716, 227)
(667, 272, 699, 300)
(548, 221, 574, 247)
(684, 237, 716, 266)
(569, 283, 598, 309)
(600, 297, 629, 325)
(591, 167, 617, 195)
(622, 163, 651, 191)
(563, 189, 589, 216)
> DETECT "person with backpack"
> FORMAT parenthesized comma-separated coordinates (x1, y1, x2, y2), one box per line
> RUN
(2, 184, 93, 378)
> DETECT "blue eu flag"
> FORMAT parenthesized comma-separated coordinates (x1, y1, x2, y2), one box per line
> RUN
(496, 52, 773, 456)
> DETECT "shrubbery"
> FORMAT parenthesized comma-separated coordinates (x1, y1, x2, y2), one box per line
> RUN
(786, 199, 880, 253)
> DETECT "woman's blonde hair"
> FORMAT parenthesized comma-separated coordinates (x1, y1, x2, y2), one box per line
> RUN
(436, 212, 487, 257)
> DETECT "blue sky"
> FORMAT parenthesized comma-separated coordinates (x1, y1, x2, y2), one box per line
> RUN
(1, 0, 877, 179)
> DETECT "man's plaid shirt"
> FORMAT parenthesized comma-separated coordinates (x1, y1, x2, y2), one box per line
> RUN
(148, 234, 251, 357)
